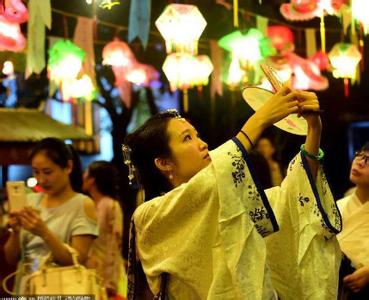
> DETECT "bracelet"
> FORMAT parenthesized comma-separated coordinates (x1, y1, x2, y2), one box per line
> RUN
(240, 130, 254, 148)
(300, 144, 324, 161)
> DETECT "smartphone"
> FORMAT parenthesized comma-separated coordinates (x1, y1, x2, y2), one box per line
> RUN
(6, 181, 27, 212)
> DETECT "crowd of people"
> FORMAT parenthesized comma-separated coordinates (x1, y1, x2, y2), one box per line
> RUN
(2, 86, 369, 299)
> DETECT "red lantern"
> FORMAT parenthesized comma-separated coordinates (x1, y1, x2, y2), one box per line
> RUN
(267, 26, 295, 54)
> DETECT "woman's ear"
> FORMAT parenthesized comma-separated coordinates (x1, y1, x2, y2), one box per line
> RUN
(154, 157, 173, 173)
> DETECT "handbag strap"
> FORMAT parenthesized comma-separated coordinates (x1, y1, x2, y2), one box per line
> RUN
(2, 268, 21, 296)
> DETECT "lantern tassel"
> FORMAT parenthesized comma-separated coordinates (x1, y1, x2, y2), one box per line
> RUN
(320, 15, 326, 53)
(359, 24, 365, 72)
(183, 89, 189, 113)
(344, 78, 349, 98)
(233, 0, 238, 28)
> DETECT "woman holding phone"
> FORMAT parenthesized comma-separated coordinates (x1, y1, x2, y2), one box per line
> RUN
(4, 138, 98, 294)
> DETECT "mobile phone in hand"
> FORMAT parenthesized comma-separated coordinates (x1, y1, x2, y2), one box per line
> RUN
(6, 181, 27, 212)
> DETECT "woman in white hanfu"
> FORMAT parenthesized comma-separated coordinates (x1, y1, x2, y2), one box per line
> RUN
(337, 142, 369, 299)
(125, 87, 342, 300)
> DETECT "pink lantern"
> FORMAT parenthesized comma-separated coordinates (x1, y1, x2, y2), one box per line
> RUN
(280, 0, 347, 21)
(309, 51, 330, 71)
(0, 15, 25, 52)
(125, 64, 159, 87)
(0, 0, 29, 23)
(155, 4, 207, 55)
(0, 0, 28, 52)
(102, 39, 136, 68)
(102, 39, 137, 108)
(286, 52, 329, 91)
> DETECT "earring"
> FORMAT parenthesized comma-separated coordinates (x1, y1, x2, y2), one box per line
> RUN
(169, 171, 173, 180)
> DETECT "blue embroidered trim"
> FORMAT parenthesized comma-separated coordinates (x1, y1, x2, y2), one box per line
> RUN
(232, 137, 279, 233)
(300, 152, 341, 234)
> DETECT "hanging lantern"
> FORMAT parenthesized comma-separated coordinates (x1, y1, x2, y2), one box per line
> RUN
(309, 51, 330, 71)
(62, 75, 96, 101)
(0, 15, 26, 52)
(163, 53, 201, 113)
(102, 39, 138, 108)
(102, 38, 136, 67)
(267, 26, 295, 54)
(280, 0, 346, 21)
(192, 55, 213, 87)
(48, 40, 85, 85)
(352, 0, 369, 34)
(162, 53, 198, 91)
(328, 43, 361, 97)
(328, 43, 361, 79)
(280, 0, 347, 53)
(225, 56, 245, 88)
(125, 64, 160, 87)
(0, 0, 29, 23)
(155, 4, 207, 55)
(219, 29, 275, 85)
(286, 52, 329, 91)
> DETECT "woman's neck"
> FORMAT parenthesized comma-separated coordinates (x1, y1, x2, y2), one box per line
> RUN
(44, 186, 76, 206)
(89, 187, 106, 204)
(355, 186, 369, 204)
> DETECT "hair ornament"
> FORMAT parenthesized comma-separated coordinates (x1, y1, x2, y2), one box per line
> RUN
(122, 144, 136, 185)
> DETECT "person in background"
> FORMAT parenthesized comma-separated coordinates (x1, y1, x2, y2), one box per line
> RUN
(337, 142, 369, 299)
(4, 138, 98, 294)
(125, 87, 341, 299)
(255, 136, 285, 187)
(83, 161, 127, 300)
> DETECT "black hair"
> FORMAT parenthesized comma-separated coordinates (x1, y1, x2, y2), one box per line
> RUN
(360, 142, 369, 152)
(247, 150, 273, 189)
(125, 109, 181, 201)
(29, 137, 83, 192)
(87, 160, 120, 199)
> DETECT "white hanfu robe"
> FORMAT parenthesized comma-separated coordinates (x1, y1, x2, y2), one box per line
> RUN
(129, 138, 342, 299)
(337, 192, 369, 269)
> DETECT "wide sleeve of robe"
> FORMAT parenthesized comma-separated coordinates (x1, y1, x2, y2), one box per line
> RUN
(129, 139, 279, 300)
(264, 152, 342, 300)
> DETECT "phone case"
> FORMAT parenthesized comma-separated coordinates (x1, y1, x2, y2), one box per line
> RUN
(6, 181, 27, 211)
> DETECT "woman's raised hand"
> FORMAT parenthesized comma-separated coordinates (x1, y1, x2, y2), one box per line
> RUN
(19, 206, 48, 237)
(296, 91, 322, 131)
(253, 86, 300, 129)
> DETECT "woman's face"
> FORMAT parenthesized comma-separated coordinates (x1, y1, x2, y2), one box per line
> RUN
(82, 169, 93, 194)
(350, 150, 369, 187)
(256, 138, 275, 159)
(166, 118, 211, 185)
(31, 152, 72, 196)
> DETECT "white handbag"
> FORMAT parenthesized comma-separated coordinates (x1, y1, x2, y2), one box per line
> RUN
(24, 245, 106, 298)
